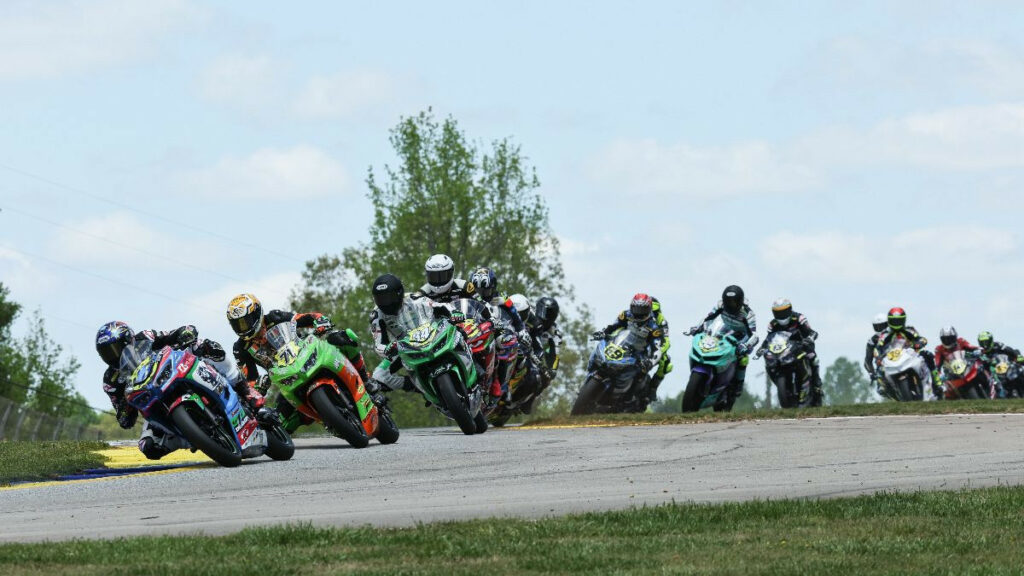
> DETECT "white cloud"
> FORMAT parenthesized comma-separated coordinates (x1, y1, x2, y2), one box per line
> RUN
(0, 0, 203, 81)
(181, 145, 349, 199)
(761, 226, 1017, 283)
(292, 71, 406, 121)
(198, 54, 282, 114)
(589, 139, 820, 199)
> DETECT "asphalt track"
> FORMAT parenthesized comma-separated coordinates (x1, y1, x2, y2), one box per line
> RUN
(2, 414, 1024, 542)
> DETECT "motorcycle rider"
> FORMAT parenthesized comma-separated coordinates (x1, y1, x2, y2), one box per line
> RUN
(874, 307, 941, 398)
(594, 293, 671, 403)
(226, 293, 369, 432)
(96, 321, 228, 460)
(686, 285, 757, 406)
(530, 296, 562, 375)
(756, 298, 823, 406)
(368, 273, 468, 396)
(411, 253, 476, 303)
(864, 313, 889, 395)
(978, 331, 1024, 396)
(934, 326, 985, 397)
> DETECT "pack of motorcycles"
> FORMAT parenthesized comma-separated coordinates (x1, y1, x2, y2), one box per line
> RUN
(122, 297, 1022, 468)
(120, 296, 560, 467)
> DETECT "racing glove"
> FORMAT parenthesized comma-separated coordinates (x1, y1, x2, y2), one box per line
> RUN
(265, 310, 293, 325)
(312, 315, 334, 335)
(590, 330, 606, 341)
(193, 339, 226, 362)
(327, 330, 356, 349)
(174, 325, 198, 348)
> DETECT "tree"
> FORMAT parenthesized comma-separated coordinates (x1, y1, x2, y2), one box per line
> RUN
(11, 311, 83, 416)
(292, 109, 593, 426)
(822, 356, 874, 405)
(0, 283, 26, 402)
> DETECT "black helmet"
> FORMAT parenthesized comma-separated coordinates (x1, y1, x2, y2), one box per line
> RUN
(535, 296, 560, 328)
(373, 274, 405, 315)
(722, 285, 744, 315)
(96, 321, 134, 368)
(470, 267, 497, 301)
(939, 326, 958, 347)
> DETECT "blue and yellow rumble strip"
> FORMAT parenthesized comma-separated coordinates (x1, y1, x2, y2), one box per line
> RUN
(0, 446, 212, 491)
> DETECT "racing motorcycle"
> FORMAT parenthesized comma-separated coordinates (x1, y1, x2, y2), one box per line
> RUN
(875, 339, 929, 401)
(940, 349, 993, 400)
(989, 353, 1024, 398)
(487, 301, 523, 400)
(757, 330, 813, 408)
(682, 316, 741, 412)
(489, 332, 559, 427)
(122, 340, 294, 467)
(571, 327, 655, 415)
(393, 300, 487, 435)
(449, 298, 498, 408)
(265, 321, 399, 448)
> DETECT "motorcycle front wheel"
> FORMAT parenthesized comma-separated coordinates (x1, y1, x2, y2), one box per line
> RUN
(309, 386, 371, 448)
(171, 402, 242, 468)
(682, 371, 708, 412)
(376, 408, 400, 445)
(436, 372, 477, 435)
(263, 422, 295, 461)
(570, 377, 604, 415)
(774, 374, 797, 409)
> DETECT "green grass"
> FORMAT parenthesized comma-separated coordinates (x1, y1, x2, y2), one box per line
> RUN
(1, 486, 1023, 575)
(0, 441, 108, 485)
(523, 398, 1024, 428)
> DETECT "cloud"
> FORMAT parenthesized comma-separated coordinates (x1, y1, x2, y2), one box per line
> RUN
(180, 145, 350, 199)
(197, 54, 282, 114)
(0, 0, 203, 81)
(760, 226, 1017, 283)
(292, 71, 406, 121)
(588, 139, 820, 199)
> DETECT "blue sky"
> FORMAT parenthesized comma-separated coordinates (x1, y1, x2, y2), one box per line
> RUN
(2, 0, 1023, 408)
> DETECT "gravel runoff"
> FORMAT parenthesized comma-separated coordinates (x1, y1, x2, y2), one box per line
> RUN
(2, 413, 1023, 542)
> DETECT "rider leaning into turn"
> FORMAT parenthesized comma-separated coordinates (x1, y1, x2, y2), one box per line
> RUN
(757, 298, 823, 405)
(528, 296, 562, 375)
(596, 293, 672, 402)
(864, 313, 889, 394)
(977, 331, 1023, 364)
(688, 285, 757, 405)
(226, 293, 369, 432)
(410, 253, 476, 303)
(96, 321, 228, 460)
(873, 307, 941, 398)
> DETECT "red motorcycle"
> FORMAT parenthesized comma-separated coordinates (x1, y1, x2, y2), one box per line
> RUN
(450, 298, 498, 405)
(941, 349, 994, 399)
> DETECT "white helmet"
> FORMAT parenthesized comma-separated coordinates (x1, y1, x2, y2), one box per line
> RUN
(424, 254, 455, 293)
(509, 293, 529, 315)
(872, 313, 887, 333)
(771, 298, 792, 326)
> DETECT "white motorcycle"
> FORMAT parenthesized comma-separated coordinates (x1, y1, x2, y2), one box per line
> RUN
(876, 339, 932, 401)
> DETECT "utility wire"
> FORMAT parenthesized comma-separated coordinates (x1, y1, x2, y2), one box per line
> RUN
(0, 161, 304, 263)
(0, 203, 292, 300)
(3, 381, 114, 415)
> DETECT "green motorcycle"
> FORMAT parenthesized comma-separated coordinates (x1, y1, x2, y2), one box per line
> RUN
(392, 301, 486, 435)
(682, 316, 742, 412)
(265, 321, 399, 448)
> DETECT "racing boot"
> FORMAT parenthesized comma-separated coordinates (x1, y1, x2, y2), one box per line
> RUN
(490, 378, 503, 399)
(931, 371, 943, 399)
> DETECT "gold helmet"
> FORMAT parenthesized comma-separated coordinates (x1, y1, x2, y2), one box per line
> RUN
(227, 293, 263, 340)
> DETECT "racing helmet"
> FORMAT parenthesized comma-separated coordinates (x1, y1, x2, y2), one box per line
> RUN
(535, 296, 560, 328)
(372, 274, 405, 316)
(771, 298, 793, 326)
(227, 294, 263, 341)
(978, 331, 994, 350)
(509, 293, 531, 322)
(722, 285, 744, 315)
(425, 254, 455, 293)
(939, 326, 958, 348)
(630, 293, 653, 322)
(470, 267, 497, 301)
(872, 313, 888, 333)
(887, 307, 907, 331)
(96, 321, 134, 368)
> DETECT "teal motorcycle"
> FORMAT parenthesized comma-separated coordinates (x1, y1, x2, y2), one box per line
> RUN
(682, 316, 742, 412)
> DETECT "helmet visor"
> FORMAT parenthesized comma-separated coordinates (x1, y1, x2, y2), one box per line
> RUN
(427, 268, 453, 288)
(888, 316, 906, 330)
(375, 291, 403, 315)
(230, 313, 261, 338)
(772, 308, 791, 323)
(941, 335, 956, 347)
(98, 341, 126, 367)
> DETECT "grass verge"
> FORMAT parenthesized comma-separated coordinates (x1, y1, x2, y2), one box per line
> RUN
(0, 441, 108, 486)
(1, 486, 1023, 575)
(523, 398, 1024, 428)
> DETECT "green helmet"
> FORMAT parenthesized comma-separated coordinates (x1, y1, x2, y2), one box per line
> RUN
(978, 331, 994, 350)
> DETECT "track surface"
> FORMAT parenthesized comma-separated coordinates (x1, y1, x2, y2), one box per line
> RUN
(3, 414, 1024, 542)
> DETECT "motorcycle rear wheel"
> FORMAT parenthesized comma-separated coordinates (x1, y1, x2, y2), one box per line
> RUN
(436, 372, 477, 435)
(310, 386, 370, 448)
(171, 403, 242, 468)
(571, 377, 603, 415)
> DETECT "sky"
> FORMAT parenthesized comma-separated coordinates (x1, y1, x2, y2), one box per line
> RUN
(2, 0, 1023, 410)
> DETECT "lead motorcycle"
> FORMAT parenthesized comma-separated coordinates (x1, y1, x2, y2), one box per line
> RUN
(757, 330, 813, 408)
(682, 316, 741, 412)
(121, 340, 294, 467)
(571, 327, 656, 415)
(874, 339, 929, 401)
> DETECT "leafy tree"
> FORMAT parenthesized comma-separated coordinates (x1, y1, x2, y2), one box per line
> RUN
(293, 109, 593, 426)
(10, 311, 83, 417)
(0, 283, 26, 402)
(822, 356, 874, 405)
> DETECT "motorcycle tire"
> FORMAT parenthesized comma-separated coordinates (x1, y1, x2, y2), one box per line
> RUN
(263, 422, 295, 461)
(436, 372, 477, 435)
(474, 411, 489, 434)
(961, 386, 981, 400)
(571, 377, 604, 415)
(310, 386, 370, 448)
(682, 371, 707, 412)
(774, 375, 796, 409)
(896, 378, 912, 402)
(171, 402, 242, 468)
(489, 412, 512, 427)
(375, 408, 400, 445)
